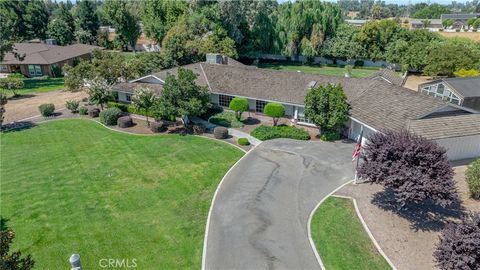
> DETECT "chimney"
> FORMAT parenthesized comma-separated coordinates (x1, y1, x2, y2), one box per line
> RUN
(206, 53, 225, 64)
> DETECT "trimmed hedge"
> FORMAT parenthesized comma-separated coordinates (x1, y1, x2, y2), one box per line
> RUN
(79, 106, 88, 115)
(88, 108, 100, 118)
(466, 159, 480, 199)
(99, 107, 122, 125)
(251, 125, 310, 141)
(39, 103, 55, 117)
(213, 126, 228, 139)
(107, 101, 154, 117)
(238, 138, 250, 146)
(117, 116, 133, 128)
(320, 131, 341, 141)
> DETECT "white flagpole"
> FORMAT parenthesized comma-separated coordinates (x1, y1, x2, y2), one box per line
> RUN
(354, 126, 363, 185)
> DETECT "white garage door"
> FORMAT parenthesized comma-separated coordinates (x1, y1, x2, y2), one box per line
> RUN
(436, 135, 480, 161)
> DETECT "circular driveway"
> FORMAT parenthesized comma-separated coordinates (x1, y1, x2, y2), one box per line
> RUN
(204, 139, 355, 270)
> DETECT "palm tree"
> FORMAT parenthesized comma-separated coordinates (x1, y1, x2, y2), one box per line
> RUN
(132, 87, 155, 126)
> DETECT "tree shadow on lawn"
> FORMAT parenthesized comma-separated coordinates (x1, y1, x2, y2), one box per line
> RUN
(371, 187, 465, 232)
(1, 121, 36, 133)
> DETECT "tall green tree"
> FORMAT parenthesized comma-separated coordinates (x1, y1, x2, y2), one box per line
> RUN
(323, 24, 366, 62)
(304, 84, 349, 134)
(87, 78, 112, 110)
(154, 68, 210, 124)
(141, 0, 188, 44)
(47, 18, 75, 46)
(132, 87, 155, 126)
(0, 0, 27, 59)
(75, 0, 99, 44)
(23, 0, 49, 40)
(357, 19, 403, 61)
(104, 0, 141, 52)
(412, 4, 450, 19)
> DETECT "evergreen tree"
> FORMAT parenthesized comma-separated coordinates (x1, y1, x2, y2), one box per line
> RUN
(24, 0, 49, 40)
(75, 0, 99, 44)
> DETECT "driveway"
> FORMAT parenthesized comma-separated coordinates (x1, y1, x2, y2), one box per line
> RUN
(204, 139, 355, 270)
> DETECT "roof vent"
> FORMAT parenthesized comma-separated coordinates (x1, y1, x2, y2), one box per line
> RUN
(206, 53, 225, 64)
(308, 80, 317, 89)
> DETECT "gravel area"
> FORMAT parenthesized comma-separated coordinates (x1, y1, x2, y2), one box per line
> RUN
(335, 161, 479, 270)
(4, 90, 87, 123)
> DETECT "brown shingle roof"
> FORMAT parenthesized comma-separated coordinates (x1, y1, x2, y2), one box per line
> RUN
(111, 82, 163, 95)
(367, 68, 406, 87)
(1, 43, 102, 65)
(408, 113, 480, 140)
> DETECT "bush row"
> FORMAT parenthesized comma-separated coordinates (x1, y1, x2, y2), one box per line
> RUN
(250, 125, 310, 141)
(107, 101, 155, 118)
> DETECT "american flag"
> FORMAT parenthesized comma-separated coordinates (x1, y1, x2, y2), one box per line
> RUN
(352, 130, 363, 162)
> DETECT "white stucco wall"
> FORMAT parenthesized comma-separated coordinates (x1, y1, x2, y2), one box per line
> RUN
(435, 135, 480, 161)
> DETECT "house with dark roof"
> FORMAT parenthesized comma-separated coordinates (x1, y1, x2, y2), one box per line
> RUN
(0, 43, 102, 77)
(418, 77, 480, 110)
(112, 54, 480, 160)
(440, 13, 480, 29)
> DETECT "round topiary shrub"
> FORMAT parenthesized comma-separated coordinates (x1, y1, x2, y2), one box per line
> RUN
(229, 97, 249, 120)
(99, 107, 122, 125)
(88, 108, 100, 118)
(238, 138, 250, 145)
(434, 212, 480, 270)
(466, 159, 480, 199)
(150, 121, 167, 133)
(117, 116, 133, 128)
(263, 102, 285, 126)
(79, 106, 88, 115)
(38, 103, 55, 117)
(213, 126, 228, 139)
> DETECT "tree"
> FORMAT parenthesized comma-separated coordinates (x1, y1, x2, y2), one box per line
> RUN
(304, 84, 349, 134)
(263, 102, 285, 126)
(132, 87, 155, 126)
(323, 24, 366, 62)
(229, 97, 249, 120)
(104, 0, 141, 52)
(466, 159, 480, 199)
(421, 19, 431, 29)
(0, 76, 24, 97)
(47, 18, 75, 46)
(154, 68, 210, 124)
(141, 0, 188, 44)
(442, 19, 454, 29)
(454, 69, 480, 77)
(0, 1, 26, 60)
(434, 213, 480, 270)
(358, 130, 457, 207)
(23, 0, 49, 40)
(412, 4, 450, 19)
(357, 19, 403, 61)
(0, 90, 7, 128)
(75, 0, 99, 44)
(87, 79, 112, 110)
(63, 61, 93, 91)
(424, 39, 480, 76)
(0, 217, 35, 270)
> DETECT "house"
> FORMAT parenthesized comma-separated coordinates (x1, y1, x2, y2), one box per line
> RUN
(409, 19, 443, 31)
(345, 19, 367, 27)
(112, 54, 480, 160)
(0, 43, 101, 77)
(440, 13, 480, 29)
(418, 77, 480, 110)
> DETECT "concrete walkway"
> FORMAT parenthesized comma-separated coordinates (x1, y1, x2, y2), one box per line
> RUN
(204, 139, 355, 270)
(192, 117, 262, 146)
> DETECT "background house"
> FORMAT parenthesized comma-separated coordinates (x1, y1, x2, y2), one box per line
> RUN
(440, 13, 480, 29)
(418, 77, 480, 110)
(0, 43, 101, 77)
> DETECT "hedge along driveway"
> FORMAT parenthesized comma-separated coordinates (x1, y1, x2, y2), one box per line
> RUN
(0, 119, 244, 269)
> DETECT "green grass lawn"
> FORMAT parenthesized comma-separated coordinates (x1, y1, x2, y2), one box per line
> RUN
(10, 77, 65, 97)
(311, 197, 391, 270)
(258, 63, 379, 78)
(0, 120, 243, 269)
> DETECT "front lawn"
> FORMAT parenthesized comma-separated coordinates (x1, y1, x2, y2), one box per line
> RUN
(12, 77, 65, 97)
(258, 62, 379, 78)
(250, 124, 310, 141)
(0, 120, 243, 269)
(311, 197, 391, 270)
(208, 111, 245, 128)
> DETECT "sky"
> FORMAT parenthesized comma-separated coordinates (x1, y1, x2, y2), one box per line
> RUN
(279, 0, 469, 3)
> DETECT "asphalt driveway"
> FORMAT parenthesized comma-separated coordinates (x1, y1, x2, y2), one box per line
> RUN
(204, 139, 355, 270)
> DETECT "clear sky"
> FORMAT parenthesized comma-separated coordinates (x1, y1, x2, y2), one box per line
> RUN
(279, 0, 470, 4)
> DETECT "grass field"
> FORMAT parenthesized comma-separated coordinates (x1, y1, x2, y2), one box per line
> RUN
(0, 120, 243, 269)
(8, 77, 65, 97)
(311, 197, 391, 270)
(258, 63, 379, 78)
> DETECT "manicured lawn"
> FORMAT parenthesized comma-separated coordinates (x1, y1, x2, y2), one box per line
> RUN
(0, 120, 243, 269)
(258, 63, 379, 78)
(13, 77, 65, 96)
(311, 197, 391, 270)
(208, 111, 245, 128)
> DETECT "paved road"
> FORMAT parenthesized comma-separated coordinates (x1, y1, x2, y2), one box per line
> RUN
(204, 139, 355, 270)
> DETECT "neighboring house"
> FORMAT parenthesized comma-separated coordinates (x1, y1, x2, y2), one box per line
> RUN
(112, 54, 480, 160)
(0, 42, 101, 77)
(367, 68, 407, 87)
(418, 77, 480, 110)
(345, 19, 367, 27)
(409, 19, 443, 31)
(440, 13, 480, 29)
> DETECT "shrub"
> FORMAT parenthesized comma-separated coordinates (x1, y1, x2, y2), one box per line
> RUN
(251, 125, 310, 141)
(65, 100, 79, 113)
(150, 121, 167, 133)
(88, 108, 100, 118)
(38, 103, 55, 117)
(107, 101, 129, 112)
(434, 212, 480, 270)
(358, 130, 457, 207)
(354, 60, 364, 67)
(238, 138, 250, 145)
(466, 159, 480, 199)
(320, 130, 340, 141)
(79, 106, 88, 115)
(99, 107, 122, 125)
(208, 111, 244, 128)
(213, 126, 228, 139)
(263, 103, 285, 126)
(229, 97, 249, 120)
(192, 124, 205, 135)
(117, 116, 133, 128)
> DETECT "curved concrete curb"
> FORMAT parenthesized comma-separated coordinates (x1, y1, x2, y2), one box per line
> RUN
(331, 195, 397, 270)
(201, 143, 261, 270)
(307, 180, 354, 269)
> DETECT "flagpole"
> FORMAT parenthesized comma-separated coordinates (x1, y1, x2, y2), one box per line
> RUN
(354, 126, 363, 185)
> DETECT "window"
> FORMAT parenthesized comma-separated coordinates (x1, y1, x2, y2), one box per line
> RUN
(296, 107, 313, 124)
(422, 83, 462, 105)
(28, 65, 42, 76)
(126, 94, 132, 102)
(218, 94, 234, 107)
(0, 65, 7, 71)
(256, 100, 267, 113)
